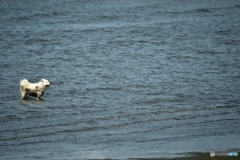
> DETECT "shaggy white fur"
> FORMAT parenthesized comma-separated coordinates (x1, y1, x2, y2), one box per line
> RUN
(20, 78, 50, 100)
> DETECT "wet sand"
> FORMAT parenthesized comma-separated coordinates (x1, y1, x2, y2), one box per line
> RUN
(133, 152, 239, 160)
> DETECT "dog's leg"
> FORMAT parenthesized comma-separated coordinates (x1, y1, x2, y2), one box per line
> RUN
(36, 92, 41, 100)
(20, 87, 27, 99)
(20, 92, 27, 99)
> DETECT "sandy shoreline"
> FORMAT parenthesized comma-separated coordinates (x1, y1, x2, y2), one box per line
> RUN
(131, 152, 239, 160)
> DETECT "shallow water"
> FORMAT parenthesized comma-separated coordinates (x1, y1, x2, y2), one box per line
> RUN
(0, 0, 240, 159)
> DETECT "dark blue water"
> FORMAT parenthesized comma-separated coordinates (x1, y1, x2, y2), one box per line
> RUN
(0, 0, 240, 159)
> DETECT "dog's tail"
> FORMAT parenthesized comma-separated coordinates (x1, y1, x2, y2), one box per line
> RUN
(20, 78, 29, 86)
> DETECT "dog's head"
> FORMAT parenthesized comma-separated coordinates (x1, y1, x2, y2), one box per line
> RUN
(41, 79, 50, 87)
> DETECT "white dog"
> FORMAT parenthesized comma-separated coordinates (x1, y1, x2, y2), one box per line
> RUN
(20, 78, 50, 100)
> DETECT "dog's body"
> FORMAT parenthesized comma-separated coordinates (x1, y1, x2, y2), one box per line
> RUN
(20, 78, 50, 100)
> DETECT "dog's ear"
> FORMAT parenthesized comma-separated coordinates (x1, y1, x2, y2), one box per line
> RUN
(41, 79, 44, 82)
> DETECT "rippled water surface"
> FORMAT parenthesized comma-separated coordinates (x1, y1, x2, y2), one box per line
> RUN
(0, 0, 240, 159)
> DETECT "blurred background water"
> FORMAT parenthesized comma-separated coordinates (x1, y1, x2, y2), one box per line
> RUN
(0, 0, 240, 159)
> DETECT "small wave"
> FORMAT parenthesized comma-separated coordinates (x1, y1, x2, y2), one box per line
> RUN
(95, 86, 122, 91)
(215, 29, 231, 35)
(164, 8, 212, 15)
(33, 11, 68, 18)
(18, 16, 31, 20)
(195, 8, 212, 13)
(231, 4, 240, 9)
